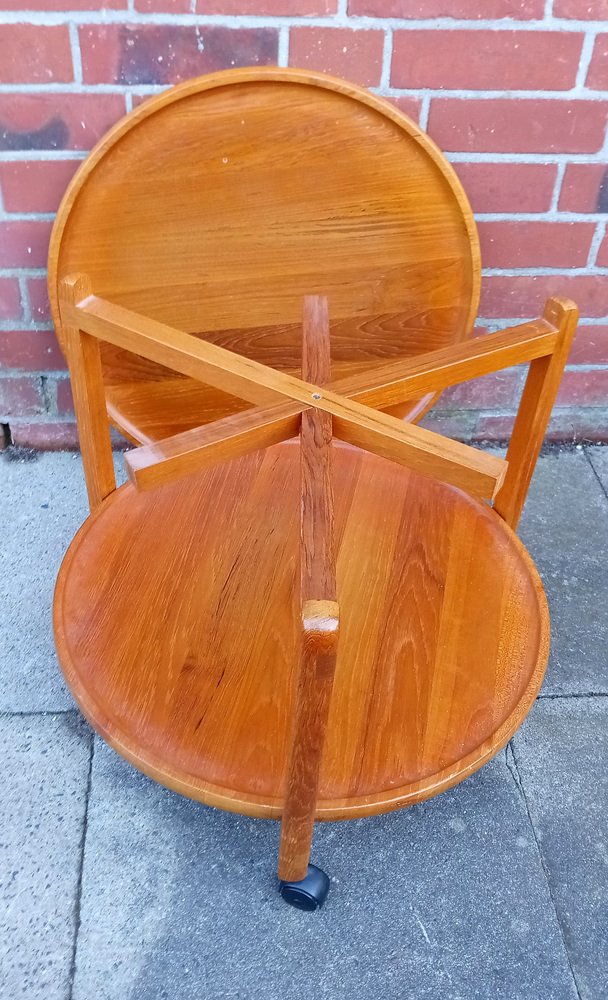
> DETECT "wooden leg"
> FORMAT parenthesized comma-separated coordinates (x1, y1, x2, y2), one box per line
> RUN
(278, 296, 339, 893)
(59, 274, 116, 512)
(493, 297, 578, 529)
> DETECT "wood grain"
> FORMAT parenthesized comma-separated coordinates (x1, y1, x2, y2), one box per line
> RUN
(53, 440, 549, 822)
(58, 275, 115, 512)
(279, 296, 339, 881)
(493, 297, 579, 529)
(68, 290, 506, 502)
(124, 315, 556, 492)
(48, 67, 480, 444)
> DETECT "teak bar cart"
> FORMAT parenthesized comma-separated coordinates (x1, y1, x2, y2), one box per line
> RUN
(50, 68, 578, 911)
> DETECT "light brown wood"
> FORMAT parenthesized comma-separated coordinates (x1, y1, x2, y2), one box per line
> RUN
(58, 275, 115, 512)
(493, 297, 579, 529)
(67, 289, 507, 502)
(124, 315, 557, 492)
(279, 297, 339, 882)
(53, 441, 549, 822)
(48, 67, 480, 445)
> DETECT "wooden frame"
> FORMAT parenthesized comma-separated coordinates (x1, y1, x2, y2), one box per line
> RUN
(58, 274, 577, 884)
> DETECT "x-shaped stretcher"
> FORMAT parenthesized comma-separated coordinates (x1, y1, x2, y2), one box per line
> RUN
(59, 273, 577, 883)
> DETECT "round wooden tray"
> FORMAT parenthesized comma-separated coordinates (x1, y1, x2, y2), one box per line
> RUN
(48, 67, 480, 445)
(54, 441, 548, 821)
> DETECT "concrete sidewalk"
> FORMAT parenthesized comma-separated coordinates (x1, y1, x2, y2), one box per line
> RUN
(1, 446, 607, 1000)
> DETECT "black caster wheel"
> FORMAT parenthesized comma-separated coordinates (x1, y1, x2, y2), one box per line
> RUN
(279, 864, 330, 911)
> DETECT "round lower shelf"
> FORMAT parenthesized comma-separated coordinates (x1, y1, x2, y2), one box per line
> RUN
(54, 441, 549, 821)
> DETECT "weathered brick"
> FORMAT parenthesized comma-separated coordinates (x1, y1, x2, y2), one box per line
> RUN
(441, 368, 521, 408)
(0, 279, 22, 322)
(198, 0, 335, 11)
(556, 369, 608, 406)
(9, 420, 80, 450)
(385, 95, 422, 122)
(0, 331, 66, 372)
(476, 408, 608, 443)
(392, 31, 582, 91)
(478, 221, 595, 268)
(453, 162, 557, 213)
(0, 1, 125, 7)
(56, 378, 74, 415)
(0, 94, 126, 152)
(0, 222, 53, 269)
(587, 34, 608, 91)
(596, 230, 608, 266)
(27, 279, 52, 324)
(0, 25, 72, 85)
(480, 274, 608, 317)
(349, 0, 543, 15)
(136, 0, 191, 10)
(288, 28, 384, 87)
(559, 163, 608, 212)
(428, 99, 608, 153)
(79, 24, 278, 86)
(0, 377, 44, 417)
(553, 0, 608, 16)
(568, 325, 608, 364)
(0, 160, 79, 213)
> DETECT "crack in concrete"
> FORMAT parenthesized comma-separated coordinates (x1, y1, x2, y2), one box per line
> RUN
(67, 732, 94, 1000)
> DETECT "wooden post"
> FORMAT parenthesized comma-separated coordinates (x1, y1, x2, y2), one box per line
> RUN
(59, 274, 116, 512)
(278, 296, 339, 883)
(493, 297, 579, 530)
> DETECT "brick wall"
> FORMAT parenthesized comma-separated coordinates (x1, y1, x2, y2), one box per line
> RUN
(0, 1, 607, 449)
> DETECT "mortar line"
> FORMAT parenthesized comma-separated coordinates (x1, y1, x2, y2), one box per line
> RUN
(505, 742, 583, 1000)
(68, 731, 94, 1000)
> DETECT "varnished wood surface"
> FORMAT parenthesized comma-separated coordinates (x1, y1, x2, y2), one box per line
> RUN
(279, 296, 339, 879)
(48, 67, 480, 444)
(64, 289, 507, 501)
(54, 440, 549, 821)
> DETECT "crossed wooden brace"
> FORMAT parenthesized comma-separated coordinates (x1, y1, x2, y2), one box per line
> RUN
(59, 274, 578, 535)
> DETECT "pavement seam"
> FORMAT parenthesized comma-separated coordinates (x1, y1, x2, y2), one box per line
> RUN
(538, 691, 608, 700)
(505, 741, 584, 1000)
(0, 708, 78, 717)
(67, 730, 95, 1000)
(582, 445, 608, 505)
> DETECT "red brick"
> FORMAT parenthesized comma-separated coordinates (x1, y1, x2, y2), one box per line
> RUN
(79, 25, 278, 86)
(349, 0, 543, 16)
(10, 420, 80, 450)
(0, 221, 52, 269)
(199, 0, 335, 11)
(596, 230, 608, 266)
(289, 28, 384, 87)
(476, 408, 608, 443)
(478, 221, 595, 268)
(27, 279, 51, 323)
(554, 0, 608, 17)
(136, 0, 191, 10)
(0, 25, 72, 85)
(0, 1, 124, 7)
(480, 274, 608, 317)
(441, 368, 521, 408)
(0, 331, 66, 372)
(0, 160, 79, 214)
(587, 34, 608, 91)
(0, 94, 126, 152)
(56, 378, 74, 415)
(556, 369, 608, 406)
(0, 377, 44, 417)
(428, 99, 608, 154)
(0, 278, 22, 322)
(568, 325, 608, 364)
(559, 163, 608, 212)
(392, 31, 582, 91)
(453, 162, 557, 213)
(385, 96, 422, 123)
